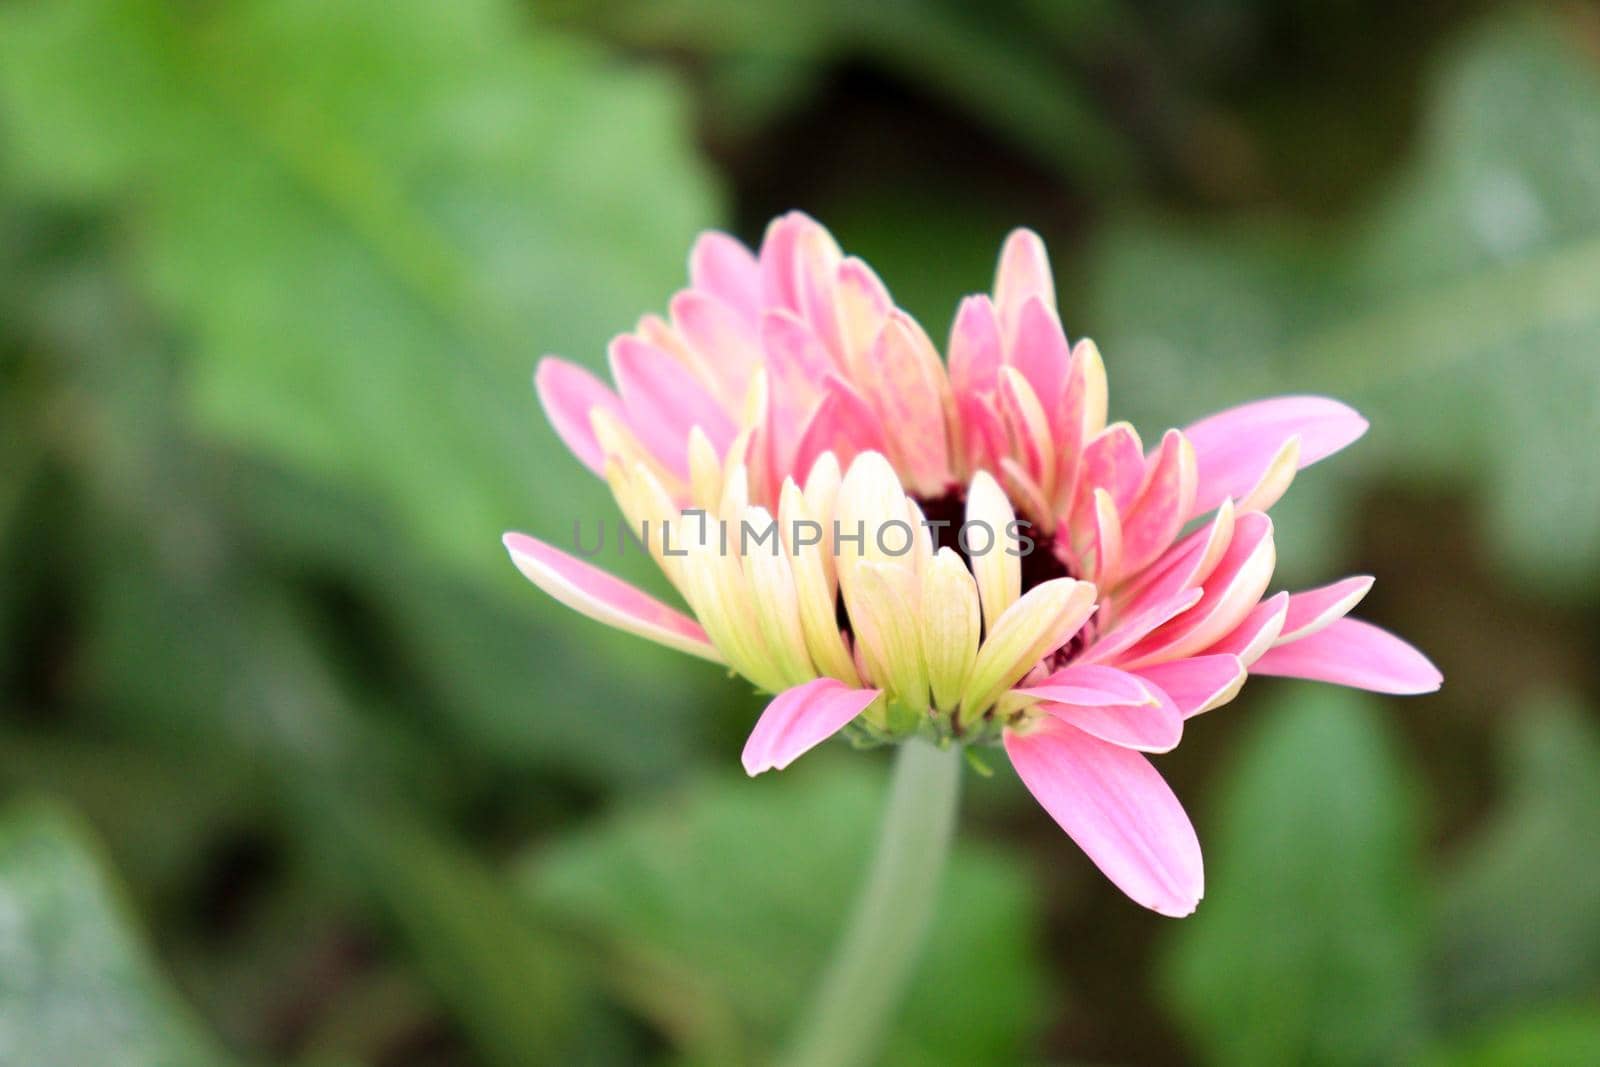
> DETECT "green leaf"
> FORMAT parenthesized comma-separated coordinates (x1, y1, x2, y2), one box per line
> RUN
(0, 802, 237, 1067)
(520, 756, 1049, 1066)
(0, 0, 720, 588)
(1161, 689, 1427, 1067)
(1086, 12, 1600, 595)
(1431, 696, 1600, 1025)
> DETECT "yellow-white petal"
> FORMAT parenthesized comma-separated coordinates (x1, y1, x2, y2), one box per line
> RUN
(1237, 435, 1301, 513)
(960, 577, 1098, 722)
(847, 561, 929, 713)
(742, 505, 818, 686)
(834, 451, 912, 591)
(921, 548, 981, 711)
(680, 521, 788, 692)
(965, 470, 1022, 633)
(778, 479, 859, 684)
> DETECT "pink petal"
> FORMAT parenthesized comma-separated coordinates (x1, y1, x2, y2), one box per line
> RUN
(1017, 663, 1158, 706)
(832, 257, 894, 369)
(1276, 576, 1374, 645)
(670, 290, 762, 401)
(1116, 502, 1236, 611)
(1040, 684, 1184, 753)
(790, 377, 887, 482)
(956, 393, 1009, 479)
(1251, 617, 1442, 695)
(760, 309, 832, 468)
(1118, 429, 1196, 576)
(534, 358, 626, 475)
(1133, 655, 1246, 718)
(741, 678, 882, 775)
(757, 212, 811, 313)
(1083, 588, 1205, 665)
(1005, 719, 1203, 916)
(689, 231, 762, 323)
(1118, 512, 1276, 669)
(502, 533, 721, 663)
(866, 313, 953, 494)
(1209, 591, 1289, 666)
(1006, 297, 1071, 419)
(1184, 396, 1368, 516)
(610, 335, 739, 475)
(948, 295, 1002, 395)
(993, 228, 1056, 337)
(1076, 424, 1147, 514)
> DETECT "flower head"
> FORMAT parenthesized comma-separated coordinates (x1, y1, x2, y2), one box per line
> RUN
(505, 212, 1440, 916)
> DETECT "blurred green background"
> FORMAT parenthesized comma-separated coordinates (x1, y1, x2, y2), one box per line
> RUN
(1, 1, 1598, 1064)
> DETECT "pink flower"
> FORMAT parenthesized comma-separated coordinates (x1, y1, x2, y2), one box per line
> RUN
(505, 212, 1440, 917)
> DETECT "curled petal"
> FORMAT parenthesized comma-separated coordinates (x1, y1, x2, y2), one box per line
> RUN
(1119, 512, 1276, 668)
(1041, 685, 1184, 753)
(1005, 719, 1203, 916)
(1276, 576, 1374, 646)
(1084, 587, 1204, 665)
(1236, 435, 1300, 513)
(502, 533, 721, 664)
(1209, 591, 1289, 666)
(1252, 617, 1442, 695)
(1133, 655, 1247, 718)
(1184, 396, 1368, 516)
(1017, 663, 1157, 707)
(742, 678, 882, 775)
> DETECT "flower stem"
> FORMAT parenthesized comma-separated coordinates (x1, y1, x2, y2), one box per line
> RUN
(780, 738, 964, 1067)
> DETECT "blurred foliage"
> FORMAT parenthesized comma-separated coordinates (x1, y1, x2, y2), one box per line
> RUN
(523, 757, 1046, 1066)
(0, 803, 239, 1067)
(0, 0, 1596, 1065)
(1163, 689, 1427, 1066)
(1432, 697, 1600, 1024)
(1087, 14, 1600, 595)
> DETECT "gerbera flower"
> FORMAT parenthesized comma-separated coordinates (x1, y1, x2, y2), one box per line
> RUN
(505, 212, 1439, 917)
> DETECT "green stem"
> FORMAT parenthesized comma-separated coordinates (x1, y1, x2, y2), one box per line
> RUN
(780, 739, 964, 1067)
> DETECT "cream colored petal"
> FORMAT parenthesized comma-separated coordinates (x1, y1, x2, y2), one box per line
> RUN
(1076, 339, 1109, 441)
(687, 426, 724, 510)
(680, 520, 788, 693)
(965, 470, 1022, 633)
(960, 577, 1098, 723)
(921, 548, 981, 711)
(998, 366, 1057, 499)
(742, 505, 818, 686)
(779, 479, 859, 684)
(1088, 487, 1124, 586)
(847, 561, 929, 713)
(833, 451, 911, 591)
(1237, 435, 1301, 513)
